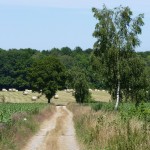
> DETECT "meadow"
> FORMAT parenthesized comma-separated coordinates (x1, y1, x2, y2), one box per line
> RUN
(0, 91, 47, 103)
(0, 89, 110, 104)
(0, 89, 110, 123)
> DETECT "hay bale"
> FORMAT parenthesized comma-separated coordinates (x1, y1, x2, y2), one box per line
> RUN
(25, 89, 32, 93)
(2, 89, 7, 92)
(9, 88, 13, 92)
(31, 96, 37, 101)
(54, 94, 59, 99)
(89, 89, 93, 92)
(66, 89, 70, 93)
(66, 89, 74, 93)
(12, 88, 17, 92)
(23, 91, 28, 95)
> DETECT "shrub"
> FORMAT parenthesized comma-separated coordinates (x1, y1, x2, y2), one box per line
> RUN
(74, 73, 91, 103)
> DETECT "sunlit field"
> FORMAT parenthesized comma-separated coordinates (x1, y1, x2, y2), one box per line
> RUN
(0, 91, 47, 103)
(49, 90, 110, 105)
(91, 90, 111, 102)
(0, 90, 111, 105)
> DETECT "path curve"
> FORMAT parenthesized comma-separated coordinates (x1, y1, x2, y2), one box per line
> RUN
(22, 106, 80, 150)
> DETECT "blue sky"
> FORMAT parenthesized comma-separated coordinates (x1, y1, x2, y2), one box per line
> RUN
(0, 0, 150, 51)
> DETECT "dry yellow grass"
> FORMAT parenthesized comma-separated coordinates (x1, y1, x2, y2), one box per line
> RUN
(91, 90, 111, 102)
(51, 91, 76, 105)
(0, 91, 47, 103)
(52, 90, 111, 105)
(68, 104, 150, 150)
(0, 90, 111, 104)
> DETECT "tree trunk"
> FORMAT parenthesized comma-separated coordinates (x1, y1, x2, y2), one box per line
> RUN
(115, 81, 120, 110)
(48, 98, 51, 103)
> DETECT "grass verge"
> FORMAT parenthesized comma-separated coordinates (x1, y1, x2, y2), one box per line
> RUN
(0, 104, 56, 150)
(68, 103, 150, 150)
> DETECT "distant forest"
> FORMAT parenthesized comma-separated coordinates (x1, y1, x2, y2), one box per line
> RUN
(0, 47, 150, 91)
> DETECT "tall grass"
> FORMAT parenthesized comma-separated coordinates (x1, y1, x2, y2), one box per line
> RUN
(0, 105, 55, 150)
(69, 103, 150, 150)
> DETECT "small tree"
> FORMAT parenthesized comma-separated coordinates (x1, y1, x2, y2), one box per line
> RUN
(74, 73, 91, 103)
(28, 56, 66, 103)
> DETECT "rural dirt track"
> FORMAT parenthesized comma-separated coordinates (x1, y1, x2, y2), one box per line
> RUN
(22, 106, 80, 150)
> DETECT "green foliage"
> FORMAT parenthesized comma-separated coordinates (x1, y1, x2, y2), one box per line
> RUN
(0, 103, 47, 123)
(28, 56, 66, 103)
(92, 5, 146, 107)
(60, 47, 72, 55)
(90, 102, 114, 111)
(0, 48, 37, 90)
(72, 104, 150, 150)
(74, 73, 91, 103)
(0, 103, 50, 150)
(90, 102, 150, 122)
(0, 47, 150, 95)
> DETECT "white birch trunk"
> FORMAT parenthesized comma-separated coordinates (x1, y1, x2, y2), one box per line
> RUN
(115, 81, 120, 110)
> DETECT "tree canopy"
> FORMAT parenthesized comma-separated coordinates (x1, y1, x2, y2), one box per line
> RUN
(0, 45, 150, 104)
(92, 5, 146, 109)
(28, 56, 66, 103)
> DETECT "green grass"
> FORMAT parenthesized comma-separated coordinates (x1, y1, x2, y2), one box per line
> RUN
(0, 104, 54, 150)
(69, 103, 150, 150)
(90, 102, 150, 123)
(0, 103, 48, 123)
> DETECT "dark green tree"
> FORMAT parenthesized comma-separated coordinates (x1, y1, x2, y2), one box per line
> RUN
(28, 56, 66, 103)
(74, 73, 91, 103)
(0, 49, 37, 90)
(61, 47, 72, 55)
(92, 5, 144, 109)
(73, 46, 83, 55)
(49, 48, 61, 56)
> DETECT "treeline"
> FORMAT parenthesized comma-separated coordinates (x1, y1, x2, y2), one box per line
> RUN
(0, 47, 96, 91)
(0, 47, 150, 92)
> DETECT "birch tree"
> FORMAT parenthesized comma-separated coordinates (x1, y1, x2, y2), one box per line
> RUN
(92, 5, 144, 109)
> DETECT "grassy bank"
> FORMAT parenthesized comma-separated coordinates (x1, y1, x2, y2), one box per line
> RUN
(0, 104, 55, 150)
(69, 103, 150, 150)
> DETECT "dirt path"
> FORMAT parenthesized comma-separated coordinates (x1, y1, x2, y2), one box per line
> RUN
(22, 106, 80, 150)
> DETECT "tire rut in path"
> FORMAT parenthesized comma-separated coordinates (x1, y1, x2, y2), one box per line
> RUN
(22, 106, 80, 150)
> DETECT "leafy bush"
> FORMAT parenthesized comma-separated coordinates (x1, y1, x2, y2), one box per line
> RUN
(74, 73, 91, 103)
(90, 102, 114, 111)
